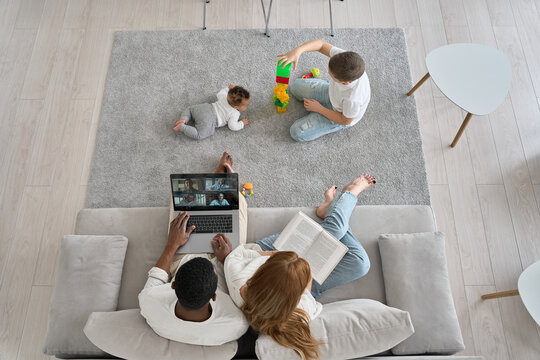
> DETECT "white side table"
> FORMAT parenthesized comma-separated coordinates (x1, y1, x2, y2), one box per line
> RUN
(481, 260, 540, 326)
(408, 43, 511, 148)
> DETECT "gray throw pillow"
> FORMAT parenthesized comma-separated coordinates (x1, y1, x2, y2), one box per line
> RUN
(84, 309, 238, 360)
(43, 235, 128, 358)
(255, 299, 414, 359)
(379, 232, 464, 355)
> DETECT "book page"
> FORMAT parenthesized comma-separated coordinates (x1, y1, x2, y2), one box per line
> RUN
(273, 212, 321, 257)
(304, 230, 348, 284)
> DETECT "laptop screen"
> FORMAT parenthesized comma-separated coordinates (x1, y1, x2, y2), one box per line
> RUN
(170, 173, 239, 211)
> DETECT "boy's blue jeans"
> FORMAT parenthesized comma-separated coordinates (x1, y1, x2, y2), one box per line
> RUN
(256, 191, 370, 299)
(289, 78, 347, 142)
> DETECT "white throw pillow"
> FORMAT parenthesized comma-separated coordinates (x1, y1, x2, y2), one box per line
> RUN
(84, 309, 237, 360)
(255, 299, 414, 360)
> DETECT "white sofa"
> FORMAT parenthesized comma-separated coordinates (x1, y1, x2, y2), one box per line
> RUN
(43, 205, 484, 360)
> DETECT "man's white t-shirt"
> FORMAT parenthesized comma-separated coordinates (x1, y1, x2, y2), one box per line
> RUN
(328, 46, 371, 126)
(223, 246, 323, 321)
(212, 87, 244, 131)
(138, 257, 249, 346)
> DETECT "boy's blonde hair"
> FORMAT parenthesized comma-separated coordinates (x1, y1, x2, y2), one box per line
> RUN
(328, 51, 365, 82)
(228, 86, 250, 106)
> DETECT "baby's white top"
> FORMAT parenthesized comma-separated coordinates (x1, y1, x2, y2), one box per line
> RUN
(212, 87, 244, 131)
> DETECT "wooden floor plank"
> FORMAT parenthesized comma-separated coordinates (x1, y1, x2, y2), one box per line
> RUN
(113, 0, 158, 30)
(26, 29, 85, 187)
(370, 0, 396, 27)
(63, 0, 90, 29)
(488, 97, 540, 269)
(0, 0, 23, 59)
(15, 0, 46, 29)
(346, 0, 372, 27)
(466, 285, 510, 360)
(434, 96, 494, 285)
(478, 184, 540, 360)
(20, 0, 68, 100)
(16, 286, 54, 360)
(300, 0, 325, 28)
(493, 26, 540, 184)
(72, 0, 113, 99)
(510, 0, 540, 98)
(0, 101, 44, 286)
(486, 0, 516, 26)
(430, 184, 477, 355)
(0, 30, 37, 190)
(0, 187, 50, 360)
(439, 0, 468, 27)
(393, 0, 420, 26)
(34, 100, 94, 286)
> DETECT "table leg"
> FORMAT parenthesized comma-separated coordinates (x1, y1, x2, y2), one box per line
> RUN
(481, 289, 519, 300)
(450, 112, 473, 148)
(407, 72, 430, 96)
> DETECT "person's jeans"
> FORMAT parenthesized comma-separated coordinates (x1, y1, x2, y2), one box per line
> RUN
(256, 191, 370, 298)
(289, 78, 347, 142)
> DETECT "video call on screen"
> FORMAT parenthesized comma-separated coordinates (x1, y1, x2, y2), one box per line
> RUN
(172, 175, 238, 209)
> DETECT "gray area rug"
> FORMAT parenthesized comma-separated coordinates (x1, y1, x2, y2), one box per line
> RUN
(86, 28, 430, 208)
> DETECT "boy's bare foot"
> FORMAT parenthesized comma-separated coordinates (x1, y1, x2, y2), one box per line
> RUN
(316, 185, 337, 219)
(343, 174, 376, 197)
(215, 151, 235, 173)
(173, 120, 186, 132)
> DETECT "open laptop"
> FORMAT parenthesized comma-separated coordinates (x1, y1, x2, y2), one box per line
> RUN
(170, 173, 240, 253)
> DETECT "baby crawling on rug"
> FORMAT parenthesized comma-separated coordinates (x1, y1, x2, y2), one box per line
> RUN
(173, 84, 250, 140)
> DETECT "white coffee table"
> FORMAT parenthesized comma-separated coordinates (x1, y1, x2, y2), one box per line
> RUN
(407, 43, 511, 148)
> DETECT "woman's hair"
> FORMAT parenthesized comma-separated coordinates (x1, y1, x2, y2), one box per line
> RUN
(242, 252, 322, 360)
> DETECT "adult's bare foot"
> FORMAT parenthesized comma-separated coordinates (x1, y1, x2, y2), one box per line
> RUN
(214, 152, 235, 173)
(342, 174, 376, 197)
(316, 185, 337, 219)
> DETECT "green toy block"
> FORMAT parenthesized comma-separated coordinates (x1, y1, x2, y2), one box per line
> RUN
(276, 62, 292, 78)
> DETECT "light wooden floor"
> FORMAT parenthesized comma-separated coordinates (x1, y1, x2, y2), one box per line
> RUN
(1, 0, 539, 359)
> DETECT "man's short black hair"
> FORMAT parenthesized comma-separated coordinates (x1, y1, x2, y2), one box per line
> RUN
(175, 257, 218, 310)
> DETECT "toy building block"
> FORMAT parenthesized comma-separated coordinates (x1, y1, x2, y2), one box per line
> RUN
(273, 84, 289, 113)
(302, 67, 320, 79)
(276, 62, 292, 85)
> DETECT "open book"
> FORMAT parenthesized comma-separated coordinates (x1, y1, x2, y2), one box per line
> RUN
(273, 211, 348, 284)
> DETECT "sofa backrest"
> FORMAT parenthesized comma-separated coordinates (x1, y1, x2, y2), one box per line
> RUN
(75, 205, 436, 309)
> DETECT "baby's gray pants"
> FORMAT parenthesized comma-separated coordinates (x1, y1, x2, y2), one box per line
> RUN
(179, 103, 218, 140)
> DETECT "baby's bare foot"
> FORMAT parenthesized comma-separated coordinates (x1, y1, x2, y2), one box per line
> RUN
(173, 120, 185, 132)
(343, 174, 376, 197)
(316, 185, 337, 219)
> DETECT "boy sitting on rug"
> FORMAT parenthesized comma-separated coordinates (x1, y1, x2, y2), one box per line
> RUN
(173, 84, 250, 140)
(277, 39, 371, 142)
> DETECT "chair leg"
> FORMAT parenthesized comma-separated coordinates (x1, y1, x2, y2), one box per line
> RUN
(203, 0, 209, 30)
(266, 0, 273, 37)
(481, 289, 519, 300)
(407, 73, 430, 96)
(329, 0, 334, 37)
(450, 112, 473, 148)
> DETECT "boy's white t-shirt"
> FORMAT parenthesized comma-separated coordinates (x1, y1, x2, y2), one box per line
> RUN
(212, 87, 244, 131)
(328, 46, 371, 126)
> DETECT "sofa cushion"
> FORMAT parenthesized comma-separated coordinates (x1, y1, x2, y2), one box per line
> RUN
(43, 235, 128, 358)
(379, 232, 464, 355)
(255, 299, 414, 360)
(84, 309, 237, 360)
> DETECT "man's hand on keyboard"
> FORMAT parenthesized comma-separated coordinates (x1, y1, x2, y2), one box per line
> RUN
(212, 234, 232, 264)
(168, 211, 196, 250)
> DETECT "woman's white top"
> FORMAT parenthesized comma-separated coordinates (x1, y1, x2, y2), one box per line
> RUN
(223, 245, 323, 320)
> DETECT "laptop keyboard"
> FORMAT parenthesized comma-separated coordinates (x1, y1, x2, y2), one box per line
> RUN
(187, 215, 233, 234)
